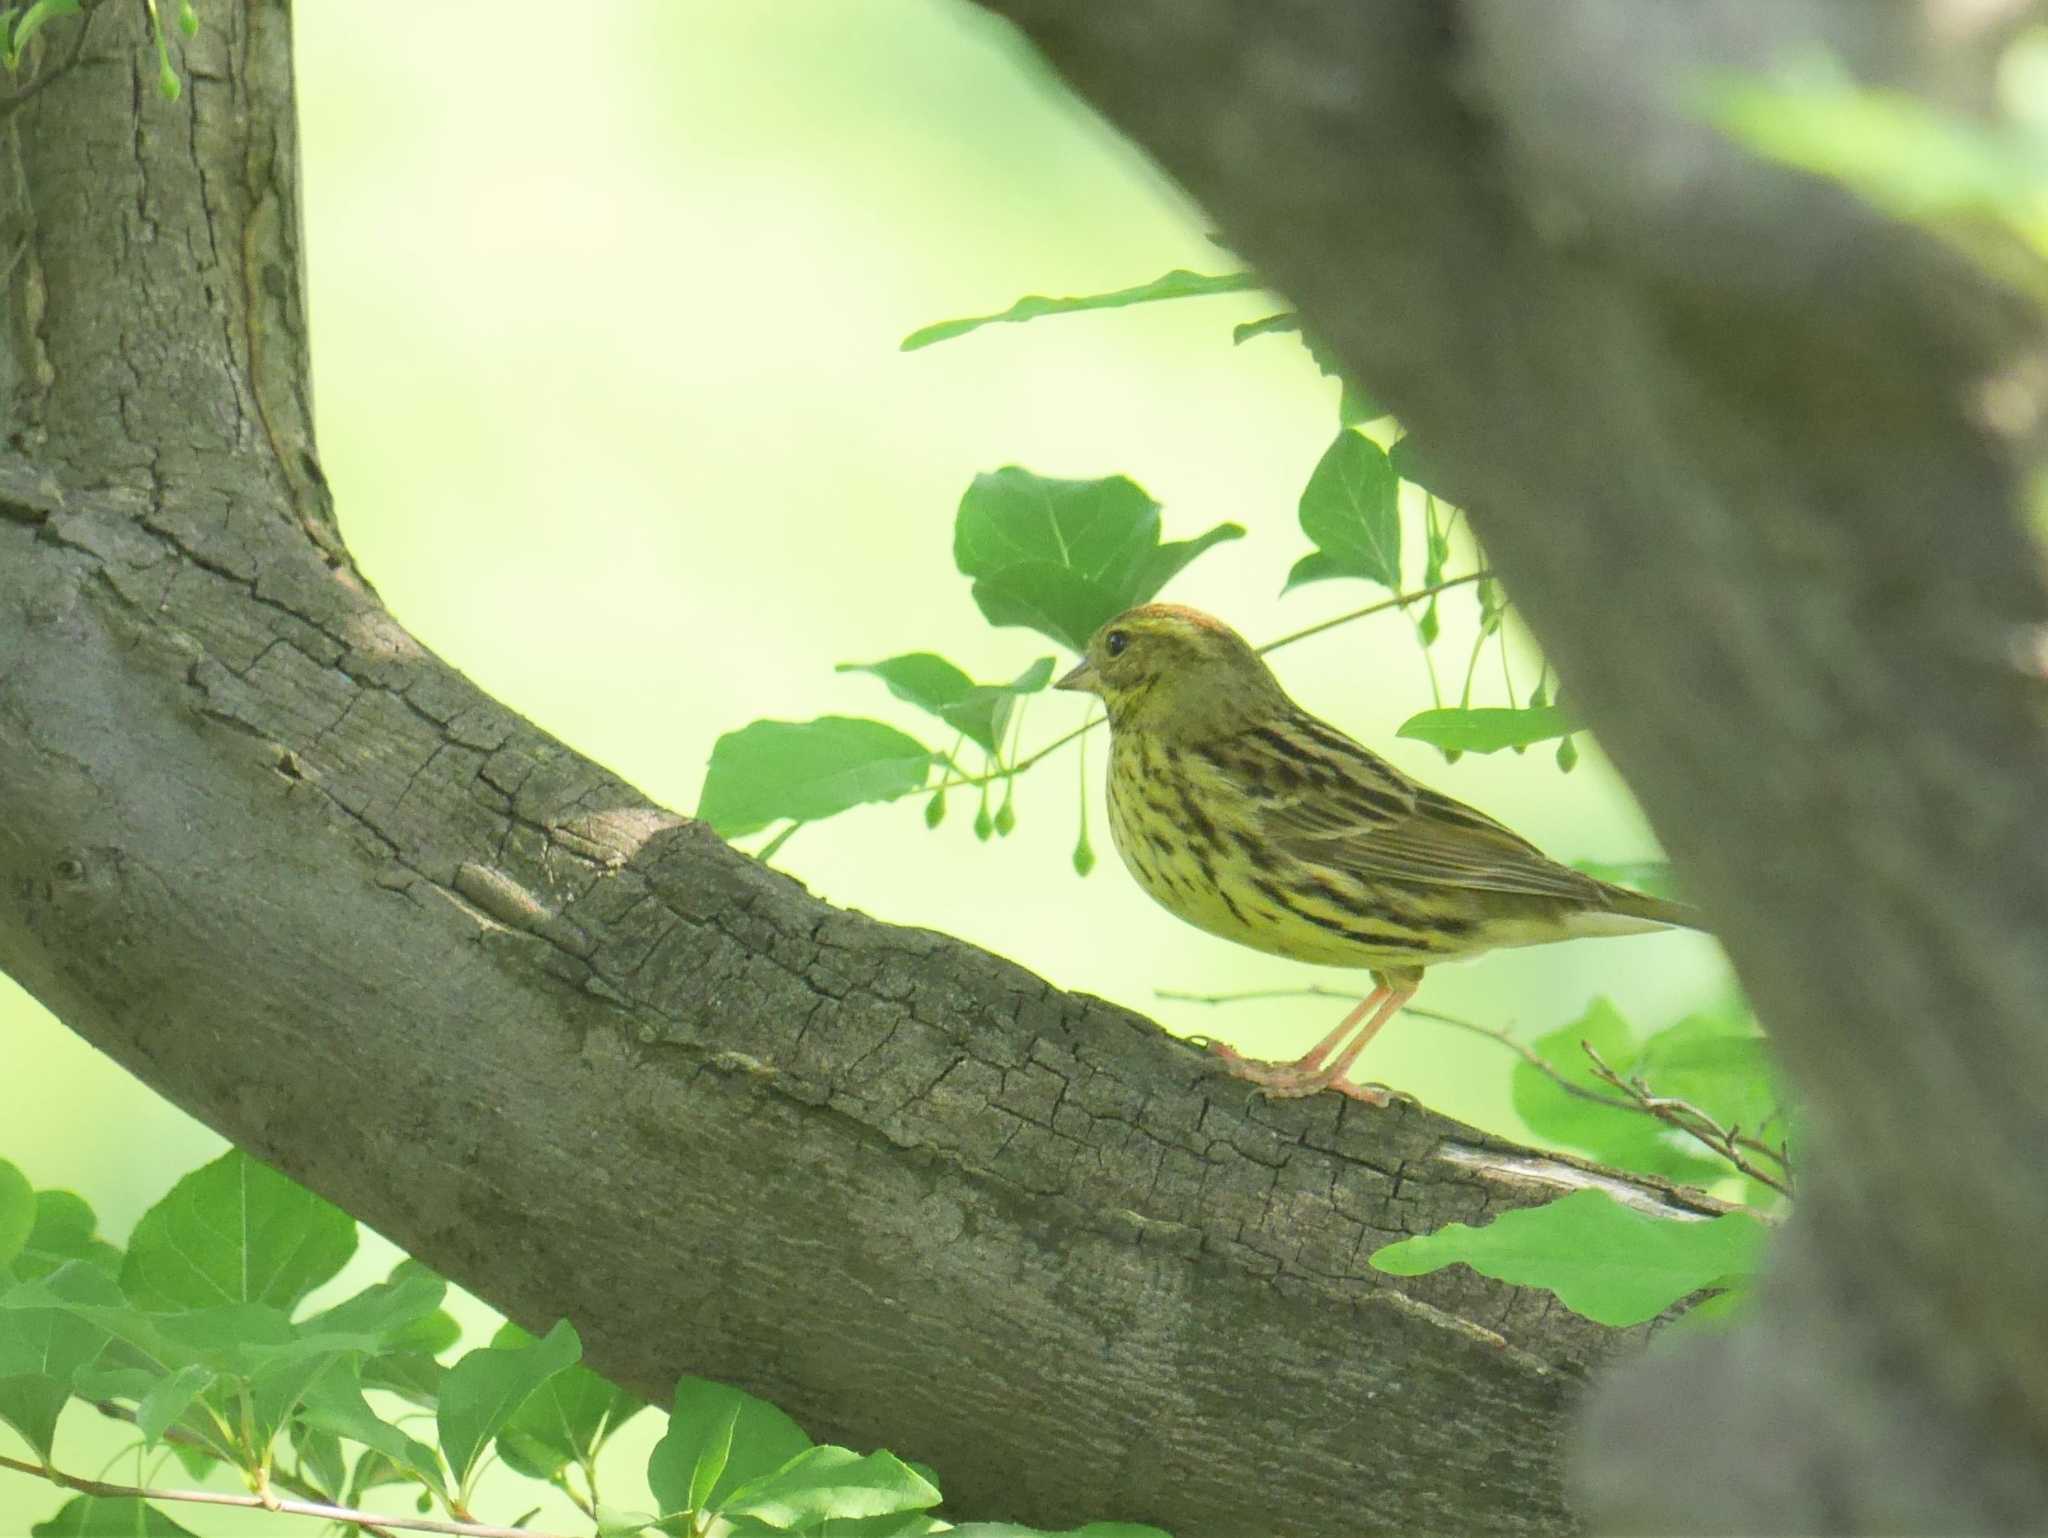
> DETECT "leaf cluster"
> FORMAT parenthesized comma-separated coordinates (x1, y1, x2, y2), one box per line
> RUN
(0, 1150, 1168, 1538)
(698, 266, 1575, 870)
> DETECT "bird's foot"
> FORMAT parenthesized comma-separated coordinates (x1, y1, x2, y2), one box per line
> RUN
(1198, 1040, 1395, 1108)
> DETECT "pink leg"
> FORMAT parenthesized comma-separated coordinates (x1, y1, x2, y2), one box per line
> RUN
(1202, 981, 1414, 1105)
(1304, 985, 1415, 1104)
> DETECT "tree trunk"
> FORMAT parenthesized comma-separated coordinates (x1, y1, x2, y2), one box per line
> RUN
(967, 0, 2048, 1530)
(0, 7, 1749, 1537)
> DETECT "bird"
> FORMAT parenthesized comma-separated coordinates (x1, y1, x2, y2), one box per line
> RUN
(1054, 602, 1702, 1106)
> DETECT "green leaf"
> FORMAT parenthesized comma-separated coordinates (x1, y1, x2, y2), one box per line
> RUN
(1283, 431, 1400, 593)
(300, 1358, 447, 1496)
(0, 1262, 121, 1455)
(437, 1318, 580, 1494)
(902, 269, 1259, 350)
(300, 1270, 446, 1349)
(0, 1160, 33, 1271)
(12, 1191, 122, 1282)
(752, 1513, 942, 1538)
(490, 1320, 645, 1480)
(379, 1260, 460, 1358)
(1510, 1000, 1730, 1185)
(122, 1150, 356, 1314)
(0, 1374, 72, 1464)
(290, 1419, 347, 1500)
(1396, 706, 1576, 755)
(837, 653, 1054, 756)
(1371, 1188, 1767, 1326)
(133, 1363, 213, 1446)
(698, 717, 935, 838)
(31, 1497, 202, 1537)
(1336, 378, 1385, 428)
(720, 1446, 941, 1529)
(647, 1376, 810, 1520)
(954, 467, 1243, 651)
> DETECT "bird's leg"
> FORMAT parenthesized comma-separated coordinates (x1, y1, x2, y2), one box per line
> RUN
(1203, 982, 1403, 1101)
(1304, 983, 1416, 1105)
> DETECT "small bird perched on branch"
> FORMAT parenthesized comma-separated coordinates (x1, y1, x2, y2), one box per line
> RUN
(1055, 603, 1701, 1105)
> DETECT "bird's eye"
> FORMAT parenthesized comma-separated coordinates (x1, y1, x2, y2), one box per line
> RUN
(1104, 630, 1129, 658)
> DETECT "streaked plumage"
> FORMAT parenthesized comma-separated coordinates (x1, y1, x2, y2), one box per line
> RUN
(1056, 603, 1701, 1104)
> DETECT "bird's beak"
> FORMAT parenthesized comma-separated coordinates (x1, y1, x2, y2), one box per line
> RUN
(1055, 658, 1099, 694)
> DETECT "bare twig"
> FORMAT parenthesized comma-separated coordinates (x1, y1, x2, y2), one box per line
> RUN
(1257, 571, 1488, 654)
(0, 1450, 572, 1538)
(1579, 1041, 1796, 1199)
(87, 1403, 395, 1535)
(1158, 984, 1797, 1198)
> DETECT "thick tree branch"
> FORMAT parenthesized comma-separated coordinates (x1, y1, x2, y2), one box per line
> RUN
(964, 0, 2048, 1531)
(0, 8, 1733, 1538)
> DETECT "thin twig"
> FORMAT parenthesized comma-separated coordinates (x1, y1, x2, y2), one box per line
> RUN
(1579, 1042, 1796, 1198)
(1157, 984, 1796, 1197)
(88, 1399, 397, 1536)
(0, 1451, 574, 1538)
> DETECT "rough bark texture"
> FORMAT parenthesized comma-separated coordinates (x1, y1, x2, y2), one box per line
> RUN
(0, 7, 1760, 1538)
(964, 0, 2048, 1531)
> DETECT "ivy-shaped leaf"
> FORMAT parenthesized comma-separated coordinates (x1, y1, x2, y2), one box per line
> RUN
(698, 717, 936, 838)
(902, 270, 1259, 350)
(1370, 1188, 1766, 1326)
(1283, 431, 1401, 592)
(954, 468, 1243, 652)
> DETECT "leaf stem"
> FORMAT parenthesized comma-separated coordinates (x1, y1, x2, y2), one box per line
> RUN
(753, 821, 804, 865)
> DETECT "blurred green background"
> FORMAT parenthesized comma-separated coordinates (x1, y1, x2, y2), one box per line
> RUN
(1, 1, 1725, 1529)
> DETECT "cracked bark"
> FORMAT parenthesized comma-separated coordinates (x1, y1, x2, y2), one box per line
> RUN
(0, 8, 1735, 1538)
(7, 2, 2041, 1535)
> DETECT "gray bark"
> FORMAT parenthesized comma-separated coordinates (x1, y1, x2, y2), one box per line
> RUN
(965, 0, 2048, 1530)
(0, 7, 1753, 1538)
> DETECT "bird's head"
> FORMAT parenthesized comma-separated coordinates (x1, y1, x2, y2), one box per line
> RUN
(1055, 604, 1288, 738)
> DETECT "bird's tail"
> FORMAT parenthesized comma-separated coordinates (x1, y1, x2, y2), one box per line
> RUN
(1581, 881, 1708, 935)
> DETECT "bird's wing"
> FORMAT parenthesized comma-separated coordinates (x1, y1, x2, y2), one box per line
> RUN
(1219, 715, 1605, 902)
